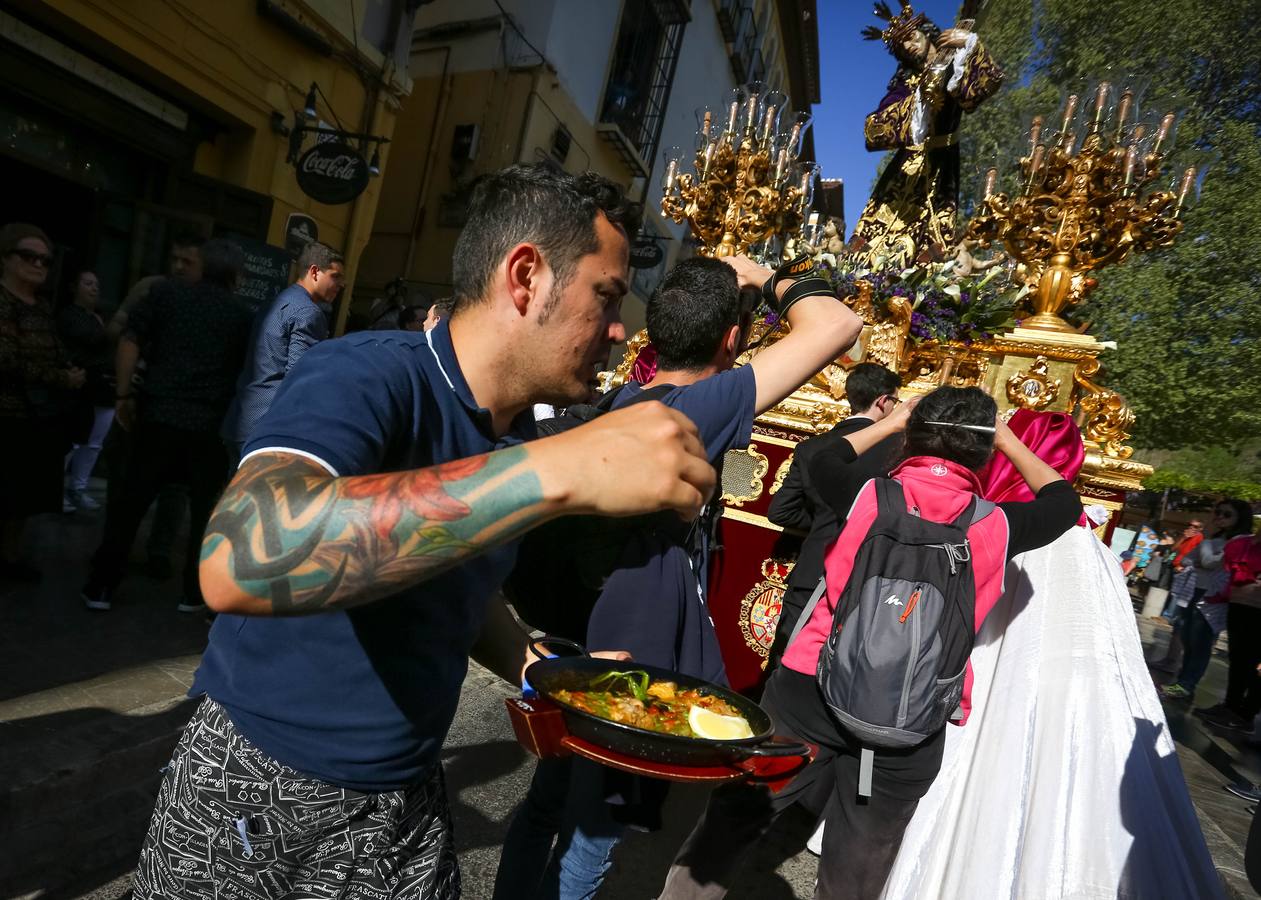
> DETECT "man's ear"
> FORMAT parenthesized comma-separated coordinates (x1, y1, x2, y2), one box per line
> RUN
(724, 322, 743, 358)
(503, 243, 545, 317)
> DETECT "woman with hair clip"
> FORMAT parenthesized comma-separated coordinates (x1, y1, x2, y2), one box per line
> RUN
(657, 387, 1082, 900)
(878, 409, 1223, 899)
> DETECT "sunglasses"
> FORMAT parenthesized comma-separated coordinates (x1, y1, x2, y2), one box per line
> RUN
(11, 248, 53, 267)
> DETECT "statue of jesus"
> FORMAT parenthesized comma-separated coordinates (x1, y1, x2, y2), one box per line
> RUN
(850, 1, 1003, 271)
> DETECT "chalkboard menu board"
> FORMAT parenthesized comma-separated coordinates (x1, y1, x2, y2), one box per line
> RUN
(233, 237, 291, 313)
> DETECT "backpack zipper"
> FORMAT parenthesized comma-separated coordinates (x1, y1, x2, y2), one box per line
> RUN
(897, 582, 922, 726)
(898, 586, 923, 624)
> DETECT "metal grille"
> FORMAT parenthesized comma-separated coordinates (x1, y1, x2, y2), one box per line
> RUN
(720, 445, 769, 507)
(599, 0, 688, 170)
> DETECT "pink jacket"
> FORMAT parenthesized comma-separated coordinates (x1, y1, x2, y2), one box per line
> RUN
(781, 456, 1011, 724)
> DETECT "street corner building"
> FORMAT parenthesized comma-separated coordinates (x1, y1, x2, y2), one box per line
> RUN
(1, 0, 417, 333)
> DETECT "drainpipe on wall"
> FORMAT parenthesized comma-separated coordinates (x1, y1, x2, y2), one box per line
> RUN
(333, 0, 409, 335)
(334, 85, 387, 335)
(402, 45, 453, 281)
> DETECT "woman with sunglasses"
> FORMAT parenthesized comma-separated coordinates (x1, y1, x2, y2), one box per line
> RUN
(0, 222, 85, 582)
(1182, 504, 1261, 731)
(1162, 499, 1255, 702)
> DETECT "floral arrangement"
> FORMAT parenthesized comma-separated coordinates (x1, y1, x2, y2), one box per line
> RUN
(807, 246, 1028, 346)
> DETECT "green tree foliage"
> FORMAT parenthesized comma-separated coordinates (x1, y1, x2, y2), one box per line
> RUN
(965, 0, 1261, 450)
(1144, 443, 1261, 500)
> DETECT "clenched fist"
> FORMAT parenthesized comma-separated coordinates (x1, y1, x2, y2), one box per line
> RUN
(533, 401, 716, 522)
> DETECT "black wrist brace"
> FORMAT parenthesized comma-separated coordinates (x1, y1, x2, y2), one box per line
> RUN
(760, 254, 836, 315)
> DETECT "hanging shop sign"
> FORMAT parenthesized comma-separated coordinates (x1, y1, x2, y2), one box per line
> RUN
(284, 213, 319, 258)
(629, 236, 665, 269)
(295, 142, 369, 205)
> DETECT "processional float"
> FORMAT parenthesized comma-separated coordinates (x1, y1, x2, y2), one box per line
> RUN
(602, 2, 1203, 692)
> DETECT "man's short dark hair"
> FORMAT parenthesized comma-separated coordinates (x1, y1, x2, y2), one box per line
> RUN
(432, 296, 455, 317)
(646, 257, 752, 372)
(398, 305, 424, 329)
(845, 362, 901, 411)
(297, 241, 344, 273)
(451, 164, 642, 315)
(200, 238, 245, 289)
(169, 227, 206, 250)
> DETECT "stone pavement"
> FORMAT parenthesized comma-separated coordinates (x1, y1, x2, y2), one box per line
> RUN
(0, 491, 1257, 898)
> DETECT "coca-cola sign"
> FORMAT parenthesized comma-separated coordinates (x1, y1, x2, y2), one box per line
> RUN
(295, 142, 369, 205)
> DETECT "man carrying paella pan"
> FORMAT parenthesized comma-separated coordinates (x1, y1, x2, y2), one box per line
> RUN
(127, 162, 861, 900)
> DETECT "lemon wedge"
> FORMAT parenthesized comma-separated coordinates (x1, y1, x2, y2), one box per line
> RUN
(688, 704, 754, 740)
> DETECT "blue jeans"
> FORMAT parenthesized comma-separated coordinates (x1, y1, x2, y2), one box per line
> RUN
(493, 757, 626, 900)
(1177, 603, 1215, 693)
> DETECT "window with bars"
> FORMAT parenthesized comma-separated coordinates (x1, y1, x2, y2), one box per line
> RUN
(599, 0, 689, 169)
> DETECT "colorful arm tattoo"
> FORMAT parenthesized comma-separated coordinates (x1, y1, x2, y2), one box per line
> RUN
(201, 449, 546, 615)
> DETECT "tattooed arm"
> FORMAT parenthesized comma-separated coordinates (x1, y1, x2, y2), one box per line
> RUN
(200, 402, 716, 616)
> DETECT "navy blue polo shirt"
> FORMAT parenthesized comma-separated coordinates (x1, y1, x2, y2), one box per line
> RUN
(192, 321, 536, 791)
(585, 365, 756, 686)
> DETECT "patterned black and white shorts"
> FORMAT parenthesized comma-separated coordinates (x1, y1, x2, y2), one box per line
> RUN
(132, 698, 459, 899)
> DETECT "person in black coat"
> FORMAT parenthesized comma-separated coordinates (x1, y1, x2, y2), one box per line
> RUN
(766, 362, 903, 665)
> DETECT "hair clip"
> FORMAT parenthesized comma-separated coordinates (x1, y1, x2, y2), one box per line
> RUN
(921, 420, 996, 434)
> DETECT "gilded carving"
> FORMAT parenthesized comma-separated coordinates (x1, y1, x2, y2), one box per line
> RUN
(600, 329, 652, 392)
(1073, 357, 1137, 459)
(1006, 355, 1061, 410)
(769, 457, 793, 496)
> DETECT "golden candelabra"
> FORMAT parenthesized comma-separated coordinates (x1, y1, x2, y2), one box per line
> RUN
(661, 82, 816, 259)
(967, 83, 1198, 333)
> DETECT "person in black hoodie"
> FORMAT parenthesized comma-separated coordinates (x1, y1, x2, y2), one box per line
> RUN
(494, 253, 863, 900)
(766, 362, 903, 666)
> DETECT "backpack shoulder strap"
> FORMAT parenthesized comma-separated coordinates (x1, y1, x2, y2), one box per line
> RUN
(873, 478, 907, 520)
(784, 575, 829, 649)
(595, 382, 673, 412)
(948, 496, 997, 530)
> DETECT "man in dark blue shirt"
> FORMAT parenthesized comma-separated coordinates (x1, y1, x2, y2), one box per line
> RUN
(220, 240, 344, 455)
(81, 239, 254, 613)
(766, 361, 903, 666)
(130, 166, 716, 900)
(495, 255, 864, 899)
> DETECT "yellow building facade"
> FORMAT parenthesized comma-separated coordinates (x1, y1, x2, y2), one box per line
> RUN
(361, 0, 820, 337)
(2, 0, 416, 328)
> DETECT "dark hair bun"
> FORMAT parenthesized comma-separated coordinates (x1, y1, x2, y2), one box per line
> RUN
(904, 386, 997, 471)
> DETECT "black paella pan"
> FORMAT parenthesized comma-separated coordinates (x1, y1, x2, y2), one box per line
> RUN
(524, 638, 811, 767)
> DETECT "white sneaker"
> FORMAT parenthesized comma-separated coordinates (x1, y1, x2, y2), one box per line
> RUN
(68, 489, 100, 510)
(82, 588, 112, 611)
(62, 493, 77, 513)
